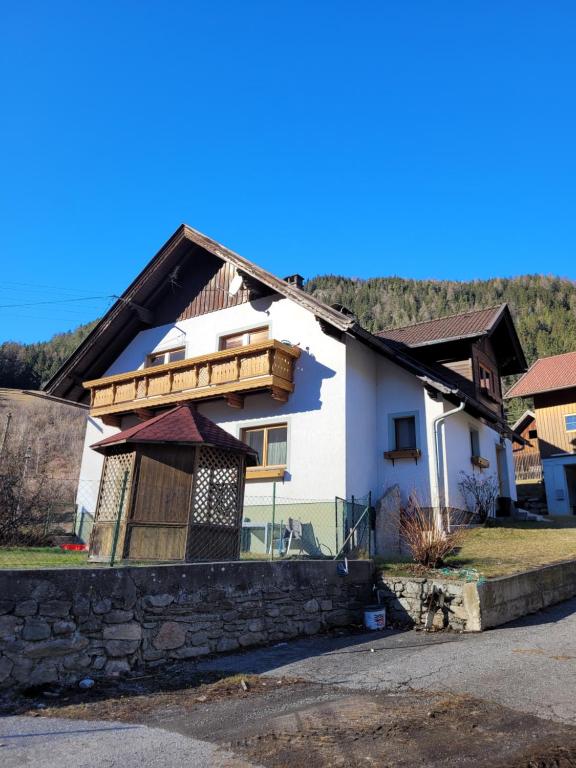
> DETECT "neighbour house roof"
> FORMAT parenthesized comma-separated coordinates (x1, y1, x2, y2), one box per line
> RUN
(505, 351, 576, 398)
(91, 404, 258, 463)
(44, 224, 523, 432)
(512, 410, 536, 433)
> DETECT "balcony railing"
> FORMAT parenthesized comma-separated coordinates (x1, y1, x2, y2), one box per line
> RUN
(84, 340, 301, 419)
(513, 451, 543, 483)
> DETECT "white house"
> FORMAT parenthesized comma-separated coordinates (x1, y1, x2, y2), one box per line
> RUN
(46, 225, 525, 557)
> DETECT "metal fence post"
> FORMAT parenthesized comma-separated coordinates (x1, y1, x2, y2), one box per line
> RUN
(270, 481, 276, 561)
(334, 497, 339, 555)
(110, 470, 128, 567)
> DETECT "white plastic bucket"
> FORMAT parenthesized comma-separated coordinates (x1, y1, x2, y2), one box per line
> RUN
(364, 605, 386, 630)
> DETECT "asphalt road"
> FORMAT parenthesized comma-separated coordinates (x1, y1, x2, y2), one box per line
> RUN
(198, 597, 576, 725)
(3, 597, 576, 767)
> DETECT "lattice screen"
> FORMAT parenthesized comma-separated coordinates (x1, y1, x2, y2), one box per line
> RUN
(191, 447, 243, 528)
(94, 452, 134, 523)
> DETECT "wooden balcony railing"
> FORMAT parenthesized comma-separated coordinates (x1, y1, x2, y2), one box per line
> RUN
(84, 340, 301, 420)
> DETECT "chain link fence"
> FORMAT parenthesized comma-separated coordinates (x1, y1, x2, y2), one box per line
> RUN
(0, 471, 374, 569)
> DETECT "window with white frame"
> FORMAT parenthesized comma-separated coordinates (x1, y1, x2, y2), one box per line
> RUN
(470, 428, 480, 457)
(565, 414, 576, 432)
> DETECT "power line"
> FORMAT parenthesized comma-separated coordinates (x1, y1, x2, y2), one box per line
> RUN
(0, 295, 113, 309)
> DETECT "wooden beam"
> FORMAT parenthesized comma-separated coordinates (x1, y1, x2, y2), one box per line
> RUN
(135, 408, 154, 420)
(101, 414, 122, 428)
(270, 387, 289, 403)
(225, 393, 244, 409)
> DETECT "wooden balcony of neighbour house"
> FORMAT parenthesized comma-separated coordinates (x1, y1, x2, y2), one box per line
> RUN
(83, 339, 301, 423)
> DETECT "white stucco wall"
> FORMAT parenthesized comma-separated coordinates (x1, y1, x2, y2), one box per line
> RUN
(442, 412, 517, 511)
(374, 357, 439, 507)
(345, 337, 378, 501)
(76, 294, 348, 507)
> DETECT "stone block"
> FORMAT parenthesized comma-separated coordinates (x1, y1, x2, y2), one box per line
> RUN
(53, 620, 76, 636)
(248, 619, 264, 633)
(319, 600, 332, 611)
(24, 636, 89, 659)
(324, 610, 351, 627)
(62, 654, 91, 671)
(303, 619, 322, 635)
(266, 607, 280, 618)
(0, 601, 13, 615)
(303, 599, 319, 613)
(103, 622, 142, 641)
(92, 598, 112, 615)
(92, 655, 107, 670)
(143, 593, 174, 609)
(0, 615, 21, 639)
(103, 610, 134, 624)
(73, 595, 91, 617)
(216, 637, 239, 653)
(27, 662, 58, 687)
(39, 600, 71, 618)
(153, 621, 186, 650)
(105, 659, 130, 676)
(15, 600, 38, 617)
(79, 617, 103, 632)
(143, 647, 165, 662)
(105, 640, 140, 657)
(22, 618, 51, 641)
(238, 631, 267, 647)
(0, 656, 14, 683)
(189, 631, 209, 646)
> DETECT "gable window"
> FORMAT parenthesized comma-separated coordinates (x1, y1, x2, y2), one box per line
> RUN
(220, 327, 269, 351)
(147, 346, 186, 367)
(394, 416, 417, 451)
(528, 429, 538, 439)
(566, 415, 576, 432)
(479, 364, 495, 395)
(242, 423, 287, 468)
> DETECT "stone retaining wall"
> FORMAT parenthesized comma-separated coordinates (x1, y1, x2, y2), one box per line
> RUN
(0, 560, 373, 689)
(375, 574, 476, 631)
(377, 558, 576, 632)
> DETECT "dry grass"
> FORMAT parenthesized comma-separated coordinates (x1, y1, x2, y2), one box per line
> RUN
(379, 517, 576, 579)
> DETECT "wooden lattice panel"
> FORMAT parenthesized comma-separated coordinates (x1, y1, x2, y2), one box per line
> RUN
(240, 351, 268, 378)
(94, 452, 134, 523)
(191, 447, 242, 528)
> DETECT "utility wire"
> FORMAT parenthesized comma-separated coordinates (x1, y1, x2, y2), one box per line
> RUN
(0, 295, 113, 309)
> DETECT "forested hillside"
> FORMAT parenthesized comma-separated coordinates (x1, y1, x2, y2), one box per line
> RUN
(306, 274, 576, 367)
(1, 274, 575, 396)
(0, 321, 98, 389)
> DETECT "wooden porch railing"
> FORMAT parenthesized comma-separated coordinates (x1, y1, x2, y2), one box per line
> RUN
(514, 452, 544, 483)
(84, 340, 301, 419)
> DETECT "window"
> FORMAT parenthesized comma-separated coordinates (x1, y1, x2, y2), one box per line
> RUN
(479, 364, 495, 395)
(470, 429, 480, 457)
(566, 415, 576, 432)
(393, 416, 417, 451)
(242, 423, 287, 467)
(219, 326, 269, 351)
(147, 347, 186, 367)
(528, 429, 538, 439)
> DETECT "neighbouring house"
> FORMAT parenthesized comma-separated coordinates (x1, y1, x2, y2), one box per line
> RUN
(506, 351, 576, 515)
(45, 225, 526, 559)
(511, 410, 543, 483)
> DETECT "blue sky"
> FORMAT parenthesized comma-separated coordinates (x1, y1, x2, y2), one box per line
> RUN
(1, 2, 575, 343)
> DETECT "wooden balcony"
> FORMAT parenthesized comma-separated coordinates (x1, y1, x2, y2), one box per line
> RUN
(84, 340, 301, 420)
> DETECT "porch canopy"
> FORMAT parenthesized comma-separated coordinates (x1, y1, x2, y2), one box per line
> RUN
(89, 404, 257, 562)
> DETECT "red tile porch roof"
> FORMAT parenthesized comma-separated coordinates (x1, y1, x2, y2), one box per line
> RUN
(91, 404, 257, 462)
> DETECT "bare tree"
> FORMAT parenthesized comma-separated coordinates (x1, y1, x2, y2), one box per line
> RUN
(458, 472, 499, 524)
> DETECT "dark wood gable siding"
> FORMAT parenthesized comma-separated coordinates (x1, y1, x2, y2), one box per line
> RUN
(152, 249, 252, 326)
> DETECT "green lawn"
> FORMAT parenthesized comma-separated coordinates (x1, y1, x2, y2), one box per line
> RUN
(379, 518, 576, 580)
(0, 547, 89, 569)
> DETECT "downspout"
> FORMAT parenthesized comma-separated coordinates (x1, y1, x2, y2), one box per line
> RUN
(432, 400, 465, 525)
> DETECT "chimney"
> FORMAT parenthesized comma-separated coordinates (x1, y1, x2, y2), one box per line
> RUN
(284, 274, 304, 289)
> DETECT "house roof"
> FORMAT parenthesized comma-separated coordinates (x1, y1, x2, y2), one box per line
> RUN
(44, 224, 523, 432)
(377, 305, 507, 346)
(91, 404, 258, 462)
(505, 351, 576, 398)
(512, 409, 536, 433)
